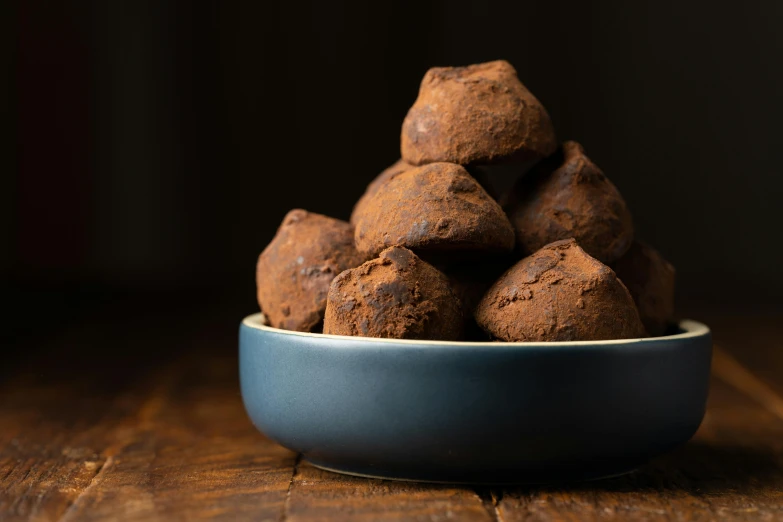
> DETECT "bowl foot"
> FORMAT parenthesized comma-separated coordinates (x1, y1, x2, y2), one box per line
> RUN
(305, 458, 641, 485)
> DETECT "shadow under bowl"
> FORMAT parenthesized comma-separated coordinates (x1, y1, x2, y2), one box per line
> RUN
(239, 314, 711, 484)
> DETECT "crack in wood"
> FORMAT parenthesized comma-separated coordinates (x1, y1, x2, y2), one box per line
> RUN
(279, 453, 302, 522)
(57, 456, 111, 522)
(491, 490, 505, 522)
(475, 487, 493, 519)
(475, 487, 504, 522)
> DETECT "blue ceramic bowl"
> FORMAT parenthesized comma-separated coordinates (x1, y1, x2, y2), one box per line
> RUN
(240, 313, 711, 484)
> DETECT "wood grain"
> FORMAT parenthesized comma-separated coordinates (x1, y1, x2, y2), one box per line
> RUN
(2, 306, 783, 521)
(56, 355, 297, 522)
(1, 309, 296, 522)
(1, 318, 149, 521)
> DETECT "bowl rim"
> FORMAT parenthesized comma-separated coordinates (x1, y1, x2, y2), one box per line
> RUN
(241, 313, 710, 348)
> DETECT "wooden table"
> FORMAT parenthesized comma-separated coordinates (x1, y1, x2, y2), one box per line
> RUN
(2, 299, 782, 521)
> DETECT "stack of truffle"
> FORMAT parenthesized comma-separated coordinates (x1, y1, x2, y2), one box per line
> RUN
(256, 60, 675, 342)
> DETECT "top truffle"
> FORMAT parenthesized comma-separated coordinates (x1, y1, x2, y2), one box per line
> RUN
(504, 141, 634, 264)
(256, 209, 366, 332)
(352, 162, 515, 258)
(401, 60, 557, 166)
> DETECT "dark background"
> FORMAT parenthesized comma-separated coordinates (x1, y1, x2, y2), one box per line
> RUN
(4, 1, 783, 345)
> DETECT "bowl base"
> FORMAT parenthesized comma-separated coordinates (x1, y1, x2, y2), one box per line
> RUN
(306, 458, 641, 485)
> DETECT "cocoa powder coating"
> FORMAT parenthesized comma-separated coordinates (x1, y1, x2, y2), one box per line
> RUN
(612, 241, 676, 336)
(352, 162, 515, 258)
(256, 209, 366, 332)
(350, 159, 414, 225)
(401, 60, 557, 166)
(323, 247, 463, 340)
(504, 141, 634, 264)
(475, 239, 646, 342)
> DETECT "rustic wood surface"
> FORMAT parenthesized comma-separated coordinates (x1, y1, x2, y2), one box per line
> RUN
(2, 302, 782, 521)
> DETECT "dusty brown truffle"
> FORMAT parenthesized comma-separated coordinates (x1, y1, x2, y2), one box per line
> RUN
(256, 209, 366, 332)
(504, 141, 634, 264)
(350, 159, 414, 225)
(401, 60, 557, 166)
(475, 239, 646, 342)
(353, 162, 515, 258)
(324, 247, 463, 340)
(612, 241, 676, 336)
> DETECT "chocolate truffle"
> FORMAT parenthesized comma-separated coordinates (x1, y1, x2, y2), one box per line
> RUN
(401, 60, 557, 166)
(350, 159, 414, 225)
(475, 239, 646, 342)
(324, 247, 463, 340)
(613, 241, 676, 336)
(353, 162, 515, 258)
(504, 141, 634, 264)
(256, 209, 366, 332)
